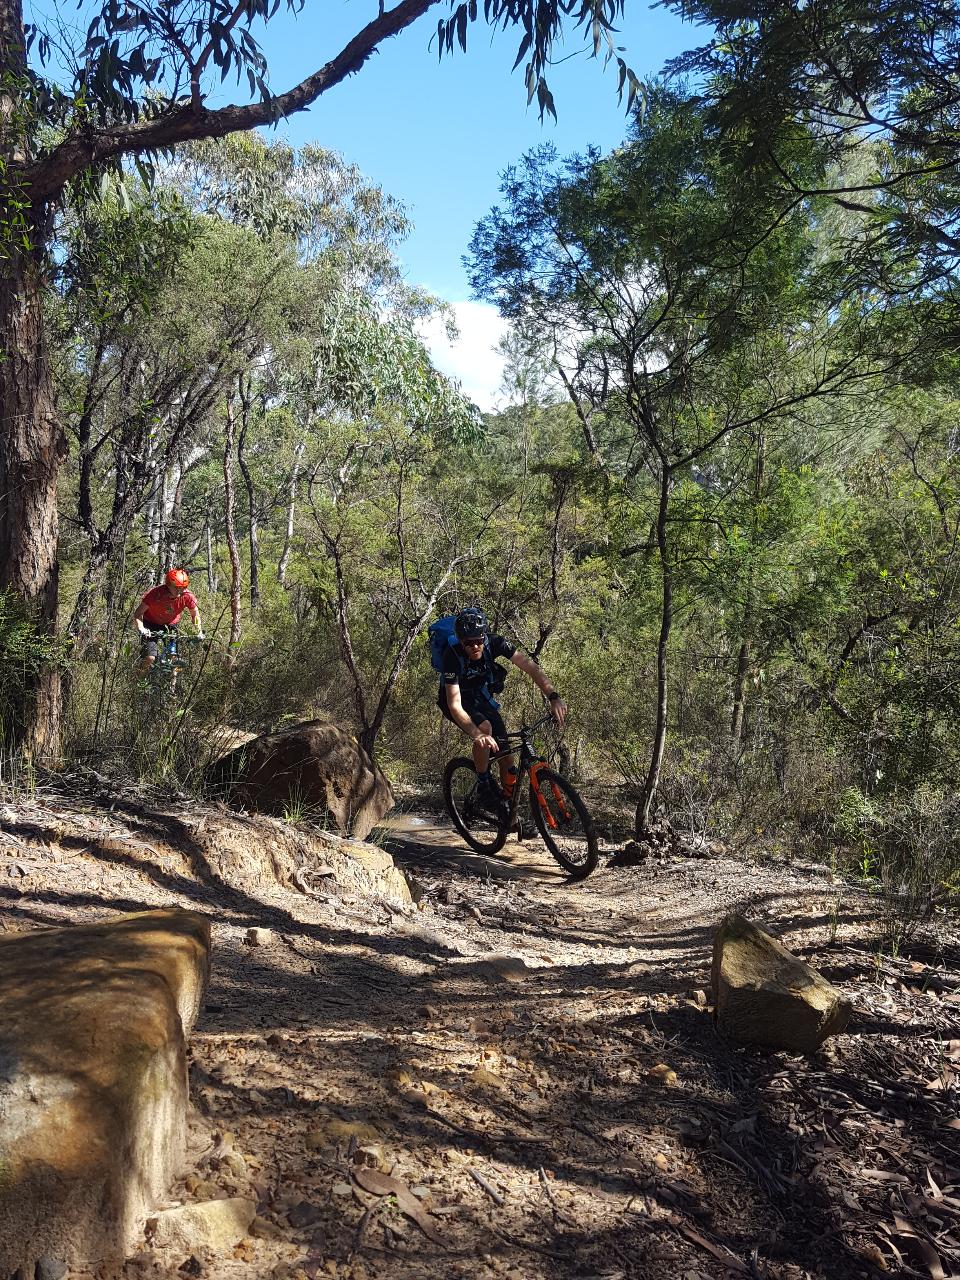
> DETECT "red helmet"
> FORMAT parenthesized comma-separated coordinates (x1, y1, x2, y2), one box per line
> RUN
(165, 567, 189, 590)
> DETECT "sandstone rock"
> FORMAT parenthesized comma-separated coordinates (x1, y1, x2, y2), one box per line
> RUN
(36, 1260, 68, 1280)
(711, 914, 852, 1053)
(206, 720, 393, 840)
(0, 909, 211, 1276)
(244, 927, 273, 947)
(221, 1153, 247, 1178)
(476, 954, 531, 983)
(405, 874, 426, 904)
(146, 1197, 256, 1252)
(178, 810, 410, 908)
(344, 843, 411, 904)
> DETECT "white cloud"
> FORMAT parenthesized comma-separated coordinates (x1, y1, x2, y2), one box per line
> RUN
(418, 300, 509, 413)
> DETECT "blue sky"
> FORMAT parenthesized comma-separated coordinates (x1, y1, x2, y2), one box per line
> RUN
(258, 3, 700, 297)
(250, 3, 703, 405)
(30, 0, 703, 404)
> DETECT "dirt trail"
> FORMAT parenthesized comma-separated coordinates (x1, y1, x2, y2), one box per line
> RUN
(1, 781, 958, 1280)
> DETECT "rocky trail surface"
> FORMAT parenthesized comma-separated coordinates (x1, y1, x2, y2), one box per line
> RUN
(1, 778, 958, 1280)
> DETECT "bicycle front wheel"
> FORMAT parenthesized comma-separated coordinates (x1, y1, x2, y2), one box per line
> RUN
(529, 767, 598, 879)
(443, 757, 507, 855)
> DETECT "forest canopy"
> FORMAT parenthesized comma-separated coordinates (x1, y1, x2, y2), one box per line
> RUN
(1, 0, 958, 924)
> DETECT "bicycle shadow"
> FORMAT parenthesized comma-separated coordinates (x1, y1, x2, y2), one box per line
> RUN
(382, 813, 568, 884)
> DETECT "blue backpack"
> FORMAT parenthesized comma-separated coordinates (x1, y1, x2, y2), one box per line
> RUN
(428, 615, 472, 674)
(428, 616, 506, 707)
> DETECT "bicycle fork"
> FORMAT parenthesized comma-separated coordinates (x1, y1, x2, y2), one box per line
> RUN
(528, 761, 573, 829)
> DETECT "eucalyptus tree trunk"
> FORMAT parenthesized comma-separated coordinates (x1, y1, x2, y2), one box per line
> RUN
(165, 458, 189, 571)
(223, 400, 242, 655)
(729, 638, 752, 748)
(236, 399, 261, 610)
(278, 440, 305, 587)
(729, 431, 766, 752)
(155, 465, 170, 579)
(69, 545, 113, 650)
(0, 0, 64, 758)
(637, 457, 674, 835)
(205, 519, 217, 594)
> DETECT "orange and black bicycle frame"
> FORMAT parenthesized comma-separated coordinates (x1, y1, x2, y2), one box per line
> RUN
(528, 760, 573, 828)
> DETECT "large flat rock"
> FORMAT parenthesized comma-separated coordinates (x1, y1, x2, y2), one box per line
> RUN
(0, 908, 211, 1275)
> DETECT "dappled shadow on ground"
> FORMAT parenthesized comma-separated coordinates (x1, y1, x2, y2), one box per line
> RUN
(181, 937, 913, 1279)
(1, 787, 957, 1278)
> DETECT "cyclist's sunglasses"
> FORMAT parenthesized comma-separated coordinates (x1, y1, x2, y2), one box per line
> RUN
(461, 633, 485, 645)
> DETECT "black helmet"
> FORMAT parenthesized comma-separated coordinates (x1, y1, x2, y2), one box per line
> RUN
(454, 607, 488, 642)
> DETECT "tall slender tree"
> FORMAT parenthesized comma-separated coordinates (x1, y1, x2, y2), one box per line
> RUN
(0, 0, 638, 755)
(469, 90, 893, 832)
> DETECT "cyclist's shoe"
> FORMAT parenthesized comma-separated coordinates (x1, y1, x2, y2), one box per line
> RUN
(474, 778, 506, 821)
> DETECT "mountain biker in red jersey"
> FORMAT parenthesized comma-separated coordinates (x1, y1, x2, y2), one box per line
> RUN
(133, 568, 204, 674)
(439, 607, 567, 815)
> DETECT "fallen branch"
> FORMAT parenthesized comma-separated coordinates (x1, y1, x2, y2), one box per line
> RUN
(538, 1166, 577, 1226)
(469, 1167, 505, 1206)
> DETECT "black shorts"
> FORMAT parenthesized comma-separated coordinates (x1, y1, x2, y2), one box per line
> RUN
(438, 693, 509, 749)
(140, 626, 177, 660)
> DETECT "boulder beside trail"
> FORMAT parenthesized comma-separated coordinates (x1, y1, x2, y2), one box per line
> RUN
(206, 719, 394, 840)
(146, 1197, 256, 1252)
(711, 913, 852, 1053)
(0, 909, 211, 1276)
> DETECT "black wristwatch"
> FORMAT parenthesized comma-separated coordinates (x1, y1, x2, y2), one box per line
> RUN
(548, 691, 562, 703)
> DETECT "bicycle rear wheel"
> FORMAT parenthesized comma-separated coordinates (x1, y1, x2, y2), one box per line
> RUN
(443, 757, 507, 855)
(529, 767, 598, 879)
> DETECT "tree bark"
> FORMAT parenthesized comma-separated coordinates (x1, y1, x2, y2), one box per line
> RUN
(359, 551, 469, 756)
(236, 383, 260, 610)
(205, 518, 217, 594)
(69, 537, 119, 645)
(166, 457, 189, 570)
(730, 431, 765, 751)
(729, 637, 752, 748)
(322, 530, 369, 741)
(637, 459, 674, 835)
(223, 399, 242, 656)
(0, 0, 65, 756)
(0, 244, 66, 758)
(278, 440, 305, 587)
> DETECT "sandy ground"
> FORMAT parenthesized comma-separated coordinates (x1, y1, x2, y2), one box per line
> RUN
(1, 781, 958, 1280)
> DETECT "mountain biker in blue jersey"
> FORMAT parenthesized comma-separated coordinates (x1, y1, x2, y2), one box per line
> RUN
(438, 607, 567, 816)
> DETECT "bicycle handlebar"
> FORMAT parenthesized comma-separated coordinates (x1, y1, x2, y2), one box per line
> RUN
(501, 711, 555, 741)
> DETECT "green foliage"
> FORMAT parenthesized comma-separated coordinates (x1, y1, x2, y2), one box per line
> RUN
(0, 592, 69, 749)
(46, 98, 960, 948)
(836, 784, 960, 947)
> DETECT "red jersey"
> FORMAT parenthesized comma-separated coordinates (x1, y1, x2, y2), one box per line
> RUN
(140, 586, 197, 629)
